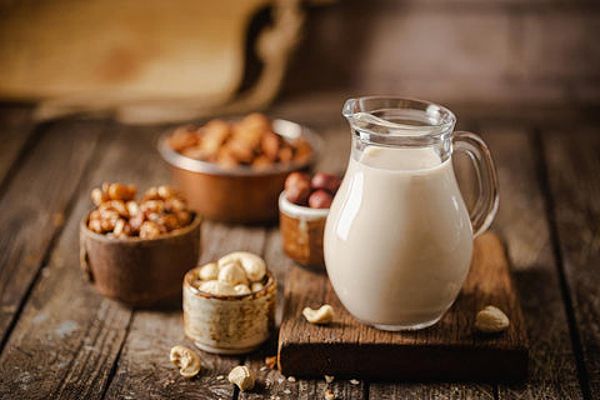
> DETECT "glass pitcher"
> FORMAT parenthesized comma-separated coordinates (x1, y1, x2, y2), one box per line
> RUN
(324, 96, 499, 331)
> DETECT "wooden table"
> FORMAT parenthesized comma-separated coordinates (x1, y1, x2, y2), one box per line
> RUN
(0, 95, 598, 399)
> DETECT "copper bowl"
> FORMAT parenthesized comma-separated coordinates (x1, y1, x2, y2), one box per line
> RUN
(158, 119, 321, 224)
(80, 213, 202, 307)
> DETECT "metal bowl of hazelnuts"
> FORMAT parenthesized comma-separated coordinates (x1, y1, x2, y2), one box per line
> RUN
(158, 113, 321, 224)
(279, 172, 342, 269)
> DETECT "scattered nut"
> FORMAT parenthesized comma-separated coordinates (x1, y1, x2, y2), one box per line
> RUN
(287, 376, 296, 383)
(303, 305, 335, 325)
(324, 375, 334, 383)
(228, 366, 255, 391)
(475, 305, 510, 333)
(218, 252, 266, 282)
(198, 262, 219, 281)
(169, 345, 201, 378)
(324, 388, 336, 400)
(199, 280, 237, 296)
(265, 355, 277, 369)
(349, 379, 360, 385)
(218, 262, 249, 286)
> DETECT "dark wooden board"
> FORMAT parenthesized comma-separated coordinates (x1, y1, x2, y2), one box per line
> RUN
(278, 232, 528, 382)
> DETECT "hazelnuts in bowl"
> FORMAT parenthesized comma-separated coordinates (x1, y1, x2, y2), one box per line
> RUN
(279, 172, 342, 268)
(158, 114, 321, 224)
(80, 182, 201, 307)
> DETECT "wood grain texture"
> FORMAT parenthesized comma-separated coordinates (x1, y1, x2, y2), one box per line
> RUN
(0, 105, 34, 186)
(543, 129, 600, 398)
(0, 125, 172, 399)
(279, 233, 528, 381)
(104, 222, 268, 400)
(0, 119, 102, 348)
(482, 128, 583, 399)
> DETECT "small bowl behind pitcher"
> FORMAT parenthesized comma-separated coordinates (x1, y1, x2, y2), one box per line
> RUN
(279, 192, 329, 269)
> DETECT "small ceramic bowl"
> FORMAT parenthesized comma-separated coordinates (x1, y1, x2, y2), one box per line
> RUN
(278, 192, 329, 269)
(183, 268, 276, 354)
(79, 213, 202, 307)
(157, 119, 321, 224)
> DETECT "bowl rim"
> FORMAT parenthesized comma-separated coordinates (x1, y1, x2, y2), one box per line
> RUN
(278, 191, 330, 219)
(157, 118, 322, 177)
(80, 212, 202, 244)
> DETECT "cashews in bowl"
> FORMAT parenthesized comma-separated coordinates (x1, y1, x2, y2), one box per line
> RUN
(218, 251, 266, 282)
(198, 262, 219, 281)
(218, 262, 249, 286)
(199, 280, 237, 296)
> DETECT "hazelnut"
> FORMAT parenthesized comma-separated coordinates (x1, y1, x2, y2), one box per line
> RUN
(139, 221, 162, 239)
(285, 172, 311, 205)
(261, 131, 281, 161)
(278, 146, 293, 163)
(308, 190, 333, 209)
(311, 173, 341, 194)
(108, 183, 136, 201)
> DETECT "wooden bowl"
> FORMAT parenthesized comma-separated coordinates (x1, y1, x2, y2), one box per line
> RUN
(157, 119, 321, 224)
(79, 213, 202, 307)
(183, 269, 276, 355)
(279, 192, 329, 269)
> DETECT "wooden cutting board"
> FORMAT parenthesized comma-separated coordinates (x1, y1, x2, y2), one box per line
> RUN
(278, 232, 528, 382)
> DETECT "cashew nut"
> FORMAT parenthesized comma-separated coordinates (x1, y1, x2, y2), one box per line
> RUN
(218, 262, 249, 286)
(199, 280, 237, 296)
(228, 365, 255, 391)
(475, 305, 510, 333)
(303, 305, 335, 325)
(198, 262, 219, 281)
(234, 284, 251, 295)
(251, 282, 264, 292)
(169, 345, 201, 378)
(218, 252, 266, 282)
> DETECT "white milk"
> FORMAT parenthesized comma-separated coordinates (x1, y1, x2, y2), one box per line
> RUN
(324, 146, 473, 329)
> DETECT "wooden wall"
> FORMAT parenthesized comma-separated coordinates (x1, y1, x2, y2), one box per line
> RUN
(282, 0, 600, 108)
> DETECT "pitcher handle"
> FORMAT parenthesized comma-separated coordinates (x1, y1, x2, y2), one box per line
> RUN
(453, 131, 499, 238)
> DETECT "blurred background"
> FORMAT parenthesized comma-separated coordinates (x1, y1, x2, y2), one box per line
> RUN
(1, 0, 599, 124)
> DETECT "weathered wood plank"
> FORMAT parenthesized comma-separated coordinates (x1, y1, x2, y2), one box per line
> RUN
(0, 124, 170, 399)
(482, 127, 583, 399)
(0, 106, 35, 187)
(104, 222, 267, 400)
(542, 129, 600, 398)
(0, 119, 102, 348)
